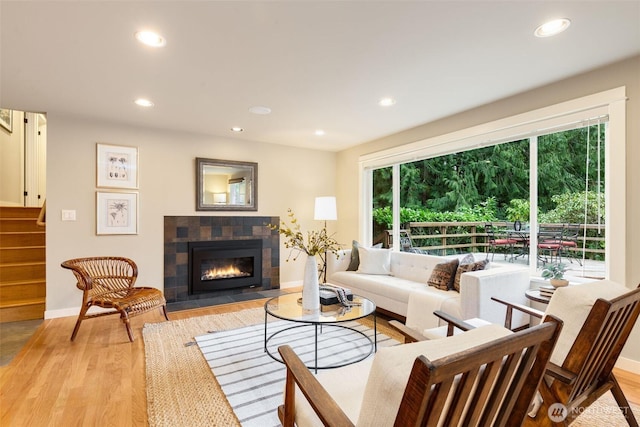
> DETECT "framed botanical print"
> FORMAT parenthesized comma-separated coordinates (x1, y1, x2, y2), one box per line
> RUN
(96, 191, 138, 235)
(96, 143, 139, 189)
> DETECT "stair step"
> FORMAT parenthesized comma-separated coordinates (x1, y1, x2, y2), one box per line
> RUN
(0, 232, 45, 247)
(0, 247, 46, 263)
(0, 280, 46, 301)
(0, 262, 46, 282)
(0, 207, 46, 322)
(0, 299, 45, 322)
(0, 207, 41, 219)
(0, 218, 44, 233)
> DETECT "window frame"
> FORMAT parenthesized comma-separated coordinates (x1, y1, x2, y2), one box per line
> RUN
(359, 87, 626, 282)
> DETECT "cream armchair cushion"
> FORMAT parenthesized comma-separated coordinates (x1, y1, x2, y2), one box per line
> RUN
(293, 324, 512, 427)
(544, 279, 628, 366)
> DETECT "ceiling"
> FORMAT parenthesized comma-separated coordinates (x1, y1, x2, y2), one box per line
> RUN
(1, 1, 639, 152)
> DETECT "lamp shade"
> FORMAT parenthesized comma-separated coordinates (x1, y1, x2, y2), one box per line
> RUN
(314, 196, 337, 221)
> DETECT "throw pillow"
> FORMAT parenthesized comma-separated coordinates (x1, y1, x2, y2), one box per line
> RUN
(357, 246, 392, 275)
(427, 259, 459, 291)
(347, 240, 382, 271)
(459, 253, 475, 265)
(453, 259, 489, 292)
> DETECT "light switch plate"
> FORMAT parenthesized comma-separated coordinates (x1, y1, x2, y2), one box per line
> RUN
(61, 210, 76, 221)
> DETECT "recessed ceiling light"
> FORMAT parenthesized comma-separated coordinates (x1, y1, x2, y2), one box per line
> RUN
(248, 106, 272, 115)
(135, 30, 166, 47)
(378, 97, 396, 107)
(231, 127, 244, 132)
(134, 98, 154, 107)
(534, 18, 571, 37)
(315, 130, 325, 136)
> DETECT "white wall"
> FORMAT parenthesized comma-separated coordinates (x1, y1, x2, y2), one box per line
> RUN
(46, 116, 336, 316)
(336, 55, 640, 369)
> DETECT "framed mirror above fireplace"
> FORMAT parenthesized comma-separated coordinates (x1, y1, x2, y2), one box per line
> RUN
(196, 157, 258, 211)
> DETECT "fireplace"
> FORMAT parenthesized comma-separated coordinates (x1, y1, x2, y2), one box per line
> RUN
(164, 216, 279, 303)
(189, 240, 262, 294)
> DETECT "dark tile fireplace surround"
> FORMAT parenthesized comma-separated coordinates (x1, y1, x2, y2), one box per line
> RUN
(164, 216, 280, 307)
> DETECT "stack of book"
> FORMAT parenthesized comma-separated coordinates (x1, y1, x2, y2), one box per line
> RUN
(539, 285, 556, 298)
(319, 284, 353, 305)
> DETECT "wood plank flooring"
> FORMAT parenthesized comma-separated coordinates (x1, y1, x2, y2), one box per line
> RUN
(1, 299, 638, 426)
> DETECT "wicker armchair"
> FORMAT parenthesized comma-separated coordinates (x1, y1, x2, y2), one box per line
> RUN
(61, 256, 168, 342)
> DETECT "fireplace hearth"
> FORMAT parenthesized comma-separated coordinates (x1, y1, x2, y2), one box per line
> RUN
(189, 240, 262, 294)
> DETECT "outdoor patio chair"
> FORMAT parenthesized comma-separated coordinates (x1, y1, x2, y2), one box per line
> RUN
(61, 256, 169, 342)
(560, 223, 583, 265)
(485, 223, 518, 261)
(537, 224, 565, 265)
(399, 229, 426, 254)
(277, 317, 562, 427)
(409, 280, 640, 427)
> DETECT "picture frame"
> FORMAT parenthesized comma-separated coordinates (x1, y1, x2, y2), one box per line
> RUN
(0, 109, 13, 133)
(96, 143, 138, 189)
(96, 191, 138, 235)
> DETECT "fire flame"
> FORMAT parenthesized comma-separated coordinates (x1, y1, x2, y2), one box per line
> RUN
(201, 265, 250, 281)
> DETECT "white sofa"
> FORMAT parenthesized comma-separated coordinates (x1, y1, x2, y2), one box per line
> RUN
(327, 249, 530, 329)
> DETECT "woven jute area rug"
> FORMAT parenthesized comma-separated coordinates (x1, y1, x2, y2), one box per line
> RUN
(143, 308, 265, 427)
(143, 308, 638, 427)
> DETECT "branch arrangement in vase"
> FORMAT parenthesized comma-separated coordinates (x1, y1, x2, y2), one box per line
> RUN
(268, 208, 341, 261)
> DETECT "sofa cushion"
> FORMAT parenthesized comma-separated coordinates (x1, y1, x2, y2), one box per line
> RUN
(331, 271, 426, 304)
(357, 247, 392, 275)
(427, 259, 459, 290)
(453, 259, 488, 292)
(347, 240, 382, 271)
(389, 251, 441, 283)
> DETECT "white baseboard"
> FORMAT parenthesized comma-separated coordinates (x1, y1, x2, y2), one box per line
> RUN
(616, 356, 640, 374)
(45, 306, 114, 319)
(279, 280, 302, 289)
(44, 307, 78, 319)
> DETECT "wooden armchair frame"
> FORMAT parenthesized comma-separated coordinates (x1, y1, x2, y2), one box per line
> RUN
(278, 317, 562, 427)
(427, 286, 640, 427)
(61, 256, 169, 342)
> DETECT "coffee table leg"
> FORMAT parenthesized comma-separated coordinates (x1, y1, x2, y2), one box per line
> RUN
(374, 311, 378, 352)
(264, 309, 267, 353)
(314, 324, 318, 374)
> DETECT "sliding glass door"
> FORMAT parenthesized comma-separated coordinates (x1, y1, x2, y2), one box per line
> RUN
(368, 122, 607, 279)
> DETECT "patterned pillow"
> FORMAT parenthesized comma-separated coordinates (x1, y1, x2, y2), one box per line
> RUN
(453, 258, 488, 292)
(427, 259, 459, 291)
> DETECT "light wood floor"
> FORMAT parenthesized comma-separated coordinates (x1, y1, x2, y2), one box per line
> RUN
(1, 300, 639, 426)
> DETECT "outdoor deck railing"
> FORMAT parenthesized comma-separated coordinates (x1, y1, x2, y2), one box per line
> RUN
(383, 221, 605, 259)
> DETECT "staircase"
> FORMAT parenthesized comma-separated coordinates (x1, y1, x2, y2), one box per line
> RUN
(0, 207, 46, 322)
